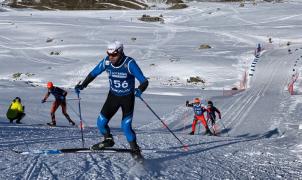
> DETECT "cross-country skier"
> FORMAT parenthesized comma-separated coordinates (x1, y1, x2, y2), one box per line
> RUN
(41, 82, 76, 126)
(75, 41, 148, 160)
(6, 97, 25, 124)
(207, 100, 221, 126)
(186, 98, 212, 135)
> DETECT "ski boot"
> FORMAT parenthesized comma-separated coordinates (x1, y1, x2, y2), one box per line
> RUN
(90, 134, 115, 150)
(211, 119, 216, 126)
(69, 120, 76, 126)
(47, 121, 56, 127)
(65, 115, 75, 126)
(129, 141, 144, 163)
(204, 128, 213, 136)
(16, 121, 22, 124)
(189, 131, 195, 135)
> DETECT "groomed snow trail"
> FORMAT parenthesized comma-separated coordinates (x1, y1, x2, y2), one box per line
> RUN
(1, 1, 302, 179)
(1, 48, 302, 179)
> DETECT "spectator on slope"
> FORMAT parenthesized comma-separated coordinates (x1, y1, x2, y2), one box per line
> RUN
(41, 82, 75, 127)
(6, 97, 25, 124)
(75, 41, 148, 160)
(269, 37, 272, 43)
(186, 98, 212, 135)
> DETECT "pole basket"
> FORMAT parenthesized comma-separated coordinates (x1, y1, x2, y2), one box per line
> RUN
(183, 144, 189, 151)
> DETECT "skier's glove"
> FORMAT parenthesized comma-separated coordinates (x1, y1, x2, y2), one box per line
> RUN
(134, 88, 142, 97)
(75, 84, 84, 94)
(186, 100, 189, 107)
(41, 99, 46, 103)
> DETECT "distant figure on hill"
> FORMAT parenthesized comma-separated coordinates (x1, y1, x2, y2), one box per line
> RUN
(257, 43, 261, 53)
(269, 37, 272, 43)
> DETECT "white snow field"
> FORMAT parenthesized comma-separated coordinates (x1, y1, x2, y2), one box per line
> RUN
(0, 1, 302, 179)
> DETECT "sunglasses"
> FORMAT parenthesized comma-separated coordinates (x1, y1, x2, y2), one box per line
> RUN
(107, 51, 119, 57)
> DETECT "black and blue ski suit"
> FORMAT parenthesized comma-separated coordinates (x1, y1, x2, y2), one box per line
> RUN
(80, 55, 148, 143)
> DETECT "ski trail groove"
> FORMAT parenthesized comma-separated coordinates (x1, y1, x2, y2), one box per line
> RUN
(23, 156, 40, 180)
(41, 162, 58, 180)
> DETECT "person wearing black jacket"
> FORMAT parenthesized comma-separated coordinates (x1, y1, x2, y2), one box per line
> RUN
(207, 100, 221, 125)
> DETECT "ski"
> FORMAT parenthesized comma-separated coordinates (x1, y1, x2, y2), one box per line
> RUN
(46, 123, 76, 128)
(12, 147, 154, 155)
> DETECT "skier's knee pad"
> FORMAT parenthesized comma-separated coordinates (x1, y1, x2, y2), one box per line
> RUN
(121, 115, 136, 142)
(97, 114, 109, 135)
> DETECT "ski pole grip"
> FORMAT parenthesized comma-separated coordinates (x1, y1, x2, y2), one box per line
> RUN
(75, 81, 81, 96)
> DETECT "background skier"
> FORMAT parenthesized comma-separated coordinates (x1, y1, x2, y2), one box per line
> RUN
(207, 100, 221, 125)
(186, 98, 212, 135)
(75, 41, 148, 160)
(207, 100, 221, 135)
(41, 82, 75, 126)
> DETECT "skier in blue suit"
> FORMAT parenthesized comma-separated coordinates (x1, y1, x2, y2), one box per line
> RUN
(75, 41, 148, 159)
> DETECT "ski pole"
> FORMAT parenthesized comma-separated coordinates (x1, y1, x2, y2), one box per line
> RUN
(183, 112, 186, 133)
(67, 98, 81, 101)
(66, 101, 80, 117)
(210, 113, 229, 137)
(66, 98, 81, 101)
(218, 119, 230, 137)
(206, 118, 216, 135)
(207, 113, 217, 135)
(43, 98, 81, 103)
(198, 121, 201, 135)
(138, 96, 189, 151)
(75, 81, 85, 148)
(183, 110, 189, 133)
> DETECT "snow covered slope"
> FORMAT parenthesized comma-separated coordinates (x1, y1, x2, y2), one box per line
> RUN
(0, 1, 302, 179)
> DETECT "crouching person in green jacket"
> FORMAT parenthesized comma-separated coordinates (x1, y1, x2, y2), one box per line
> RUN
(6, 97, 25, 124)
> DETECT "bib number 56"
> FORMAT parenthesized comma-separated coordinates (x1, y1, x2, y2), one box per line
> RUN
(110, 79, 128, 88)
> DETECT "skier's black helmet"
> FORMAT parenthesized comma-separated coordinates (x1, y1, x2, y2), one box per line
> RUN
(208, 100, 213, 105)
(15, 97, 21, 103)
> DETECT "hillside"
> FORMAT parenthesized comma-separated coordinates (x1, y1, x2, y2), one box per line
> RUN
(4, 0, 187, 10)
